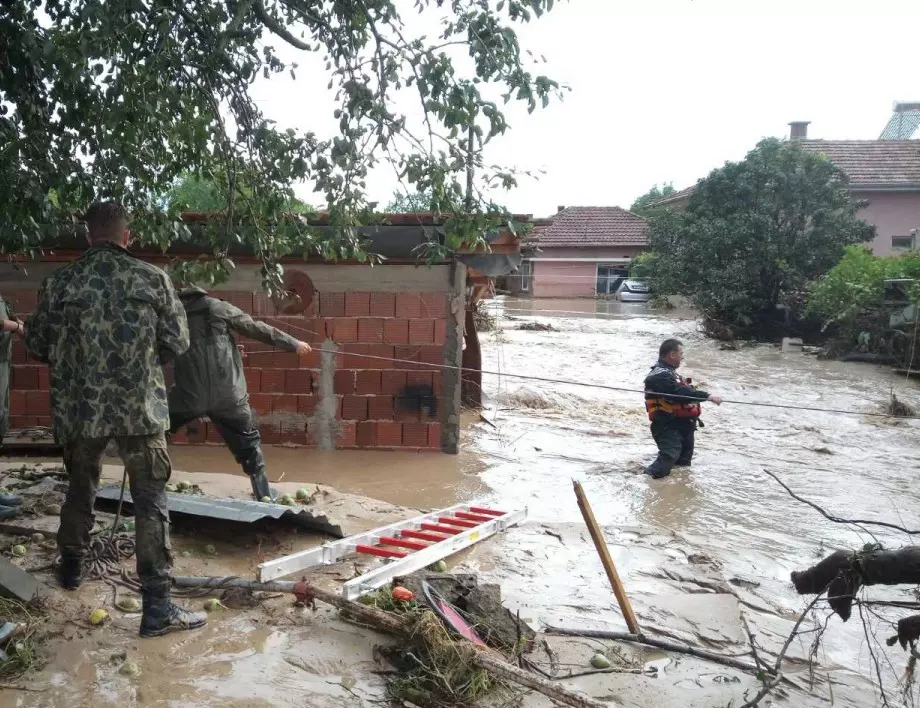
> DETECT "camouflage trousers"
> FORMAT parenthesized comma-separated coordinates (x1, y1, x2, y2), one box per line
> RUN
(60, 433, 172, 592)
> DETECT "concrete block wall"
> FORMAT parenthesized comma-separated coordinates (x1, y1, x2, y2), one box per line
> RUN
(3, 263, 457, 451)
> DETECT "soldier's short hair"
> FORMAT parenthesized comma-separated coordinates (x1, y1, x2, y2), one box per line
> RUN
(83, 201, 129, 242)
(659, 338, 683, 358)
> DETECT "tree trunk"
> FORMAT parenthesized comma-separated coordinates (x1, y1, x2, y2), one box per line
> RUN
(791, 547, 920, 620)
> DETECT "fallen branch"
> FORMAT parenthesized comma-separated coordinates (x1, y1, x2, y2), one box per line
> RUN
(172, 576, 609, 708)
(790, 547, 920, 620)
(543, 626, 769, 676)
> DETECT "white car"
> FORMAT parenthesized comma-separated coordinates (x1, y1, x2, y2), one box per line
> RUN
(615, 279, 652, 303)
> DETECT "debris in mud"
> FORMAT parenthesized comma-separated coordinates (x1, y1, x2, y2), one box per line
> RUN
(885, 392, 916, 418)
(809, 446, 833, 455)
(472, 301, 497, 332)
(517, 321, 556, 332)
(220, 586, 262, 609)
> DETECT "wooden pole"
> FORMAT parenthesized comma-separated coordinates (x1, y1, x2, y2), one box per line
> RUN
(572, 480, 641, 635)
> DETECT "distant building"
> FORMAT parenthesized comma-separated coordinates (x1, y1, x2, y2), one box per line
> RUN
(506, 206, 649, 298)
(651, 119, 920, 256)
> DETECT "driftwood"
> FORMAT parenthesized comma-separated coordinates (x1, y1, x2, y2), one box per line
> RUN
(172, 576, 609, 708)
(544, 626, 768, 676)
(791, 546, 920, 621)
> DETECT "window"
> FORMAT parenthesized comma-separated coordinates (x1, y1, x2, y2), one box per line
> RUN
(516, 260, 533, 292)
(892, 235, 915, 249)
(595, 265, 628, 295)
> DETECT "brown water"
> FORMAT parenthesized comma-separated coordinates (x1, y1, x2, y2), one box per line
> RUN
(6, 299, 920, 707)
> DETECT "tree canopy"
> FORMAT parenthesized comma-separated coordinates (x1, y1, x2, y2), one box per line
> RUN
(647, 138, 875, 336)
(384, 190, 436, 213)
(630, 183, 676, 218)
(1, 0, 562, 291)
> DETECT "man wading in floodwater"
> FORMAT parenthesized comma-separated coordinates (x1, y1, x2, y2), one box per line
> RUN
(644, 339, 722, 479)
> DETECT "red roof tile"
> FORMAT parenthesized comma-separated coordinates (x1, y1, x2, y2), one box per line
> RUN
(796, 140, 920, 186)
(535, 207, 649, 248)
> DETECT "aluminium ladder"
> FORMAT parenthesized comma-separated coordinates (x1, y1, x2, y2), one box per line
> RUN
(257, 502, 527, 600)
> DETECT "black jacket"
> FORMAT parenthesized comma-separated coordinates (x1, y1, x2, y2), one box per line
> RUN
(644, 360, 710, 411)
(169, 287, 300, 414)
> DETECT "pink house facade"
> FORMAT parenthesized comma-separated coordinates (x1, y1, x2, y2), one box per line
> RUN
(510, 207, 649, 299)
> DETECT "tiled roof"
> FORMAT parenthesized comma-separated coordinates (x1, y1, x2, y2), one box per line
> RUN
(796, 140, 920, 186)
(534, 207, 649, 248)
(649, 184, 697, 207)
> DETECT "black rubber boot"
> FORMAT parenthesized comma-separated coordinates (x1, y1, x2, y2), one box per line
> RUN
(57, 555, 84, 591)
(0, 494, 22, 506)
(0, 505, 21, 520)
(140, 590, 207, 638)
(249, 471, 279, 502)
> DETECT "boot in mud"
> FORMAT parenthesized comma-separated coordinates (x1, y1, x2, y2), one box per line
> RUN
(0, 493, 22, 507)
(140, 590, 207, 638)
(246, 461, 278, 501)
(57, 554, 84, 591)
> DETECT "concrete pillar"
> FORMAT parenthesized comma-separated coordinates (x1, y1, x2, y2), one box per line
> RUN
(315, 338, 339, 450)
(441, 261, 467, 453)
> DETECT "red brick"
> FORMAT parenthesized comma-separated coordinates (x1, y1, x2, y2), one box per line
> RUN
(24, 390, 50, 416)
(169, 428, 189, 445)
(261, 370, 286, 393)
(369, 293, 395, 318)
(393, 347, 421, 370)
(283, 316, 316, 342)
(408, 319, 434, 345)
(186, 421, 207, 443)
(381, 371, 408, 395)
(376, 421, 403, 447)
(272, 394, 299, 413)
(403, 422, 429, 447)
(37, 366, 50, 390)
(427, 422, 441, 448)
(420, 293, 447, 318)
(308, 319, 329, 344)
(356, 370, 381, 395)
(9, 391, 25, 416)
(11, 366, 39, 390)
(383, 319, 410, 345)
(8, 289, 38, 315)
(358, 318, 384, 344)
(223, 291, 254, 312)
(11, 340, 26, 365)
(244, 369, 262, 393)
(9, 416, 39, 430)
(205, 423, 223, 444)
(280, 422, 307, 445)
(434, 319, 447, 345)
(260, 424, 282, 445)
(252, 292, 276, 316)
(345, 292, 370, 317)
(249, 393, 273, 413)
(336, 421, 357, 448)
(418, 346, 444, 367)
(365, 345, 394, 369)
(395, 293, 423, 318)
(330, 318, 358, 343)
(298, 395, 318, 416)
(285, 369, 313, 394)
(356, 421, 376, 447)
(334, 370, 355, 394)
(320, 292, 345, 317)
(368, 395, 394, 420)
(342, 395, 368, 420)
(407, 371, 434, 388)
(247, 351, 300, 369)
(297, 347, 321, 369)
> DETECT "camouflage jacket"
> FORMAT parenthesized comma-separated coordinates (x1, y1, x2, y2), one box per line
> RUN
(0, 295, 14, 437)
(25, 243, 189, 442)
(169, 287, 299, 414)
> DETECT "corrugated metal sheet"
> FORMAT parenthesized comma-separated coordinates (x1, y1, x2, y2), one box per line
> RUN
(95, 486, 344, 538)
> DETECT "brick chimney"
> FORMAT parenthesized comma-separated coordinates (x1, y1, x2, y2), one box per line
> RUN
(788, 121, 810, 140)
(556, 205, 566, 213)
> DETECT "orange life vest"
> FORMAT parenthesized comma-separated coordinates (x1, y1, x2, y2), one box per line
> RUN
(645, 371, 701, 421)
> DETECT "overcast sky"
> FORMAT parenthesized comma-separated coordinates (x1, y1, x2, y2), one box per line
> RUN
(251, 0, 920, 217)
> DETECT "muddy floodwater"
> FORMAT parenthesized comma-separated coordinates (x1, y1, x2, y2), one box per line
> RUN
(5, 299, 920, 707)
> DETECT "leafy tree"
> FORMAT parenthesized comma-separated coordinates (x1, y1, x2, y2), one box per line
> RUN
(384, 191, 436, 213)
(807, 245, 920, 353)
(630, 183, 676, 218)
(164, 173, 314, 214)
(1, 0, 563, 291)
(647, 138, 875, 337)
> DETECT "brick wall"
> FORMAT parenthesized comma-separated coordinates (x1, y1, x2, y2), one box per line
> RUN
(4, 284, 450, 451)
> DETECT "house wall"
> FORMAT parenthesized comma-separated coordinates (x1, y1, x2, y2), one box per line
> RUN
(2, 261, 455, 452)
(530, 246, 643, 298)
(852, 191, 920, 255)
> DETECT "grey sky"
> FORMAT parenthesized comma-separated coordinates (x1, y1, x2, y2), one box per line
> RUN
(252, 0, 920, 217)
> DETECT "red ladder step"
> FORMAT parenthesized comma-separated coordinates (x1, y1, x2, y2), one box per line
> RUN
(421, 522, 463, 535)
(379, 536, 429, 551)
(470, 506, 505, 517)
(455, 511, 495, 523)
(356, 544, 406, 559)
(403, 529, 450, 542)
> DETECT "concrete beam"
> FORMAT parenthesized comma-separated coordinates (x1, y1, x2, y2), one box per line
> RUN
(440, 261, 467, 454)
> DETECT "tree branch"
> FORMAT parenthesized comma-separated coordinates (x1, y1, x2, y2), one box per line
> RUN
(252, 0, 312, 50)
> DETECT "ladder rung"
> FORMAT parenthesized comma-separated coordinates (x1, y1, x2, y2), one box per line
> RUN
(403, 529, 450, 542)
(421, 522, 463, 535)
(470, 506, 505, 516)
(379, 536, 429, 551)
(356, 544, 406, 558)
(455, 511, 494, 523)
(438, 516, 478, 529)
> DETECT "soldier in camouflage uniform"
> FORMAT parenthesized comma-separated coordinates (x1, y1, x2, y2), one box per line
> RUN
(25, 202, 206, 638)
(0, 296, 25, 519)
(169, 286, 312, 501)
